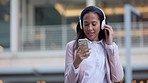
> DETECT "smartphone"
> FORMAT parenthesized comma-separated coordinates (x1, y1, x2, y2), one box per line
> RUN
(78, 39, 90, 57)
(78, 39, 88, 50)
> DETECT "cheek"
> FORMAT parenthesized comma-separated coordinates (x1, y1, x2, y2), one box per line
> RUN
(96, 25, 101, 33)
(83, 29, 87, 34)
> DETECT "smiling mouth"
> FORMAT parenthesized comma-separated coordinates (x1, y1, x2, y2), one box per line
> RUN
(87, 32, 94, 35)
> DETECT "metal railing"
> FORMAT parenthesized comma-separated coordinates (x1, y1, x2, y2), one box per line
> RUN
(20, 22, 148, 51)
(20, 25, 76, 51)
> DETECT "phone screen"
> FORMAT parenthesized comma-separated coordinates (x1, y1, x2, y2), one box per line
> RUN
(78, 39, 88, 50)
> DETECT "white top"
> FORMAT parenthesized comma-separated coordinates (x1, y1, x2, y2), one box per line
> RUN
(65, 39, 124, 83)
(72, 39, 107, 83)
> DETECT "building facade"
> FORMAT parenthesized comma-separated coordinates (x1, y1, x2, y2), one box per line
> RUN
(0, 0, 148, 83)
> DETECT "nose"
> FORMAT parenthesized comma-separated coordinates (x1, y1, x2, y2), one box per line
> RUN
(87, 24, 93, 30)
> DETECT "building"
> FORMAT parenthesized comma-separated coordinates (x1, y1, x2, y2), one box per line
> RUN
(0, 0, 148, 83)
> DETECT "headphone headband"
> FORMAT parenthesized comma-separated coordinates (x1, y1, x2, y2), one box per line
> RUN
(79, 6, 106, 30)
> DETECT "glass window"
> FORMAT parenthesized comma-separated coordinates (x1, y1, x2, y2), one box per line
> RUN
(35, 6, 62, 25)
(0, 0, 10, 50)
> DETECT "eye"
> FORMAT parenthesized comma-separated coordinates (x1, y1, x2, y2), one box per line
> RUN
(92, 22, 97, 26)
(84, 22, 89, 26)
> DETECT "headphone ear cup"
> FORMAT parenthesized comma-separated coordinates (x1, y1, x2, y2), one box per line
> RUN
(101, 20, 105, 30)
(79, 19, 82, 30)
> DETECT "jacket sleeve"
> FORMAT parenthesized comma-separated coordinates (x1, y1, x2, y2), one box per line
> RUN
(64, 41, 80, 83)
(105, 42, 124, 82)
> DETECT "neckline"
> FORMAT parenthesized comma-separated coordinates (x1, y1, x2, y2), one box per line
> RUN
(84, 38, 103, 44)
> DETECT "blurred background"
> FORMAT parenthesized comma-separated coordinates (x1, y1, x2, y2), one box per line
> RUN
(0, 0, 148, 83)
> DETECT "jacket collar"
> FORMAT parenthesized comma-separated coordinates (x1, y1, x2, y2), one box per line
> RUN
(84, 38, 105, 46)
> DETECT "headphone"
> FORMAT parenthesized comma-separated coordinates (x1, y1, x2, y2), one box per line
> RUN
(79, 6, 106, 30)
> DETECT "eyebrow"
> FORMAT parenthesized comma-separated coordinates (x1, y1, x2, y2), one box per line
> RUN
(83, 20, 98, 23)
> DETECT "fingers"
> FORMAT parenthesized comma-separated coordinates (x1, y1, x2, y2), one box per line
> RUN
(81, 49, 91, 59)
(104, 24, 114, 45)
(104, 24, 114, 35)
(77, 45, 91, 59)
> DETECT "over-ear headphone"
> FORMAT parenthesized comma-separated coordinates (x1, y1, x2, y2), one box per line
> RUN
(79, 6, 106, 30)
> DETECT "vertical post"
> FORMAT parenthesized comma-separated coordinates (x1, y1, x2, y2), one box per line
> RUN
(139, 22, 143, 47)
(124, 4, 132, 83)
(86, 0, 96, 6)
(40, 28, 46, 51)
(10, 0, 20, 52)
(22, 0, 27, 27)
(117, 24, 122, 47)
(124, 4, 140, 83)
(28, 0, 34, 42)
(21, 0, 27, 51)
(62, 17, 67, 50)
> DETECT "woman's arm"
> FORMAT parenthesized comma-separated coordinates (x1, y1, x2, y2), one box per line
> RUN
(104, 24, 124, 82)
(64, 41, 79, 83)
(105, 42, 124, 82)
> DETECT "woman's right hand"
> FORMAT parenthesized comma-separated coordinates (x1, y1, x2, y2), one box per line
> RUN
(73, 45, 91, 69)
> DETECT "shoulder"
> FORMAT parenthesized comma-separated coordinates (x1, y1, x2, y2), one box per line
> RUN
(101, 39, 118, 47)
(65, 40, 76, 55)
(66, 40, 76, 48)
(67, 40, 76, 45)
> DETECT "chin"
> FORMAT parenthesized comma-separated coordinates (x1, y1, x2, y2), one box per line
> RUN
(86, 35, 96, 40)
(87, 37, 95, 41)
(87, 36, 98, 41)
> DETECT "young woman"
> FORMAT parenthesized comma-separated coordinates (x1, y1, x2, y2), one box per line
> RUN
(64, 6, 124, 83)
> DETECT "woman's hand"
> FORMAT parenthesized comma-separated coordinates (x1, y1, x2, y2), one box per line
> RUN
(104, 24, 114, 45)
(73, 45, 91, 69)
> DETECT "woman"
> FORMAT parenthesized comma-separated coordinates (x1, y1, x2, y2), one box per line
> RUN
(64, 6, 124, 83)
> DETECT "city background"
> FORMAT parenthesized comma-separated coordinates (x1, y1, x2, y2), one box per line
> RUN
(0, 0, 148, 83)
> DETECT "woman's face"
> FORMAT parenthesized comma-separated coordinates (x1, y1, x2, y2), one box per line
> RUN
(83, 12, 101, 41)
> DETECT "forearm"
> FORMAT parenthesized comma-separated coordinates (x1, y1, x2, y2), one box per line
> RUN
(65, 64, 79, 83)
(109, 56, 124, 82)
(105, 42, 124, 82)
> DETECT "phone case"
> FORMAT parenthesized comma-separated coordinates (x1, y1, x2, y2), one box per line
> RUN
(78, 39, 88, 50)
